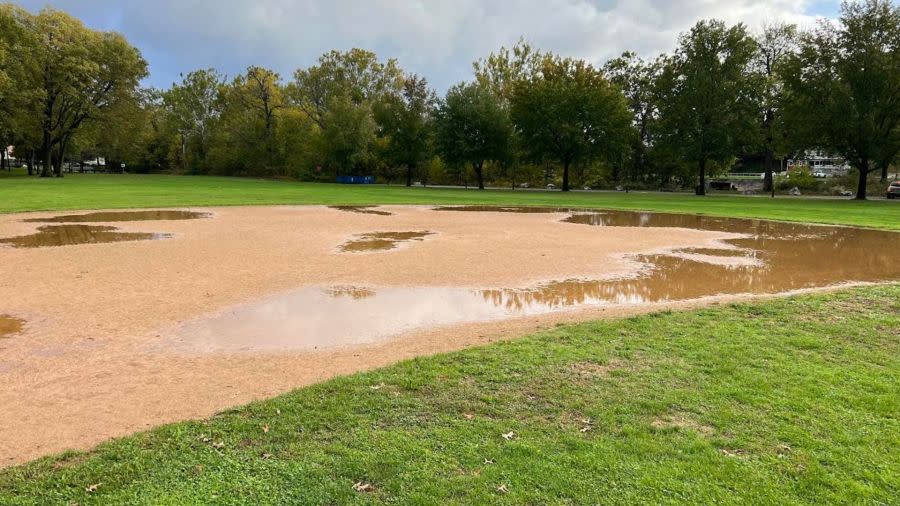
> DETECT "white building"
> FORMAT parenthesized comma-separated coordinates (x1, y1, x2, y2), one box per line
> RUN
(786, 151, 851, 176)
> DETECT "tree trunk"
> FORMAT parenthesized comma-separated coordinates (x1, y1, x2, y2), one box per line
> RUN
(40, 131, 53, 177)
(54, 135, 70, 177)
(763, 148, 774, 192)
(855, 159, 869, 200)
(28, 150, 35, 176)
(881, 163, 888, 183)
(53, 150, 64, 178)
(1, 146, 6, 172)
(405, 165, 413, 187)
(473, 161, 485, 190)
(696, 158, 706, 196)
(562, 159, 570, 192)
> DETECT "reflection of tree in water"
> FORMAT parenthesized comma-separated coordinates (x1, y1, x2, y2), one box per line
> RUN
(328, 206, 393, 216)
(0, 225, 169, 248)
(482, 213, 899, 310)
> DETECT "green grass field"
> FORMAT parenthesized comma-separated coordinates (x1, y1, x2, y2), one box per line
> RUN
(1, 286, 897, 504)
(1, 172, 899, 229)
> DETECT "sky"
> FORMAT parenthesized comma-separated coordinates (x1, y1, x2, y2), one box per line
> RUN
(16, 0, 842, 91)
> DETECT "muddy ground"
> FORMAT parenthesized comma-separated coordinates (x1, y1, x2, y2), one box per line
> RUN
(0, 205, 894, 466)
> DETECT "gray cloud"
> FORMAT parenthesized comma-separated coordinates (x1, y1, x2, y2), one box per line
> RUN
(17, 0, 835, 90)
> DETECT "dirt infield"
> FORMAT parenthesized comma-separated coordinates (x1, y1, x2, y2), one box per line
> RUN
(0, 205, 896, 465)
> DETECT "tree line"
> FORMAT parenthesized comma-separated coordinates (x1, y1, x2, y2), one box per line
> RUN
(1, 1, 898, 199)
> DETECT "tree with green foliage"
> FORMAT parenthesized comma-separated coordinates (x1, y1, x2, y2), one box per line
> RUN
(374, 74, 436, 186)
(162, 69, 224, 173)
(27, 8, 147, 177)
(318, 93, 376, 176)
(603, 52, 666, 186)
(473, 38, 544, 103)
(511, 57, 632, 191)
(656, 20, 759, 195)
(753, 22, 797, 193)
(291, 49, 403, 176)
(783, 0, 900, 199)
(435, 82, 512, 189)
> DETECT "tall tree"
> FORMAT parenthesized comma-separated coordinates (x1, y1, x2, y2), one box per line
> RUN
(603, 52, 665, 185)
(435, 82, 512, 189)
(374, 74, 436, 186)
(511, 57, 632, 191)
(232, 67, 285, 167)
(0, 5, 37, 169)
(291, 49, 402, 129)
(162, 69, 223, 173)
(656, 20, 759, 195)
(783, 0, 900, 198)
(291, 49, 402, 176)
(473, 38, 544, 103)
(27, 8, 147, 177)
(753, 22, 797, 192)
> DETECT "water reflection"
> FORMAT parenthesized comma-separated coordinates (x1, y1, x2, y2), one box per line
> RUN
(0, 225, 171, 248)
(174, 209, 899, 353)
(329, 206, 393, 216)
(432, 205, 567, 213)
(340, 231, 434, 252)
(0, 316, 23, 339)
(24, 210, 210, 222)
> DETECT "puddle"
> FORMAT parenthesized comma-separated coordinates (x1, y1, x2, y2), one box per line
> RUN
(174, 285, 556, 353)
(432, 206, 567, 213)
(340, 231, 433, 252)
(0, 225, 171, 248)
(329, 206, 392, 216)
(0, 316, 24, 338)
(173, 210, 900, 353)
(672, 247, 750, 257)
(24, 210, 209, 223)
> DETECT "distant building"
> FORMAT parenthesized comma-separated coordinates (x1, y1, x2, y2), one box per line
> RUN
(786, 151, 850, 176)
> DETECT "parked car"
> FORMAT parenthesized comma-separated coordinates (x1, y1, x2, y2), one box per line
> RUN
(813, 171, 827, 178)
(546, 183, 556, 190)
(887, 181, 900, 199)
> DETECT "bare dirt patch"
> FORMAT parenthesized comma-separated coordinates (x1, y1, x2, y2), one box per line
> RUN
(651, 412, 715, 435)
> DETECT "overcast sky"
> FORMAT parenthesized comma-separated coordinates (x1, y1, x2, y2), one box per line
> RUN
(16, 0, 841, 91)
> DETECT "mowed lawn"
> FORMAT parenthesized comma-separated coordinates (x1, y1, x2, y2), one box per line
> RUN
(0, 286, 897, 504)
(1, 172, 899, 229)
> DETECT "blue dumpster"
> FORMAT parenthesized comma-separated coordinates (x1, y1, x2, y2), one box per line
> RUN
(336, 175, 375, 184)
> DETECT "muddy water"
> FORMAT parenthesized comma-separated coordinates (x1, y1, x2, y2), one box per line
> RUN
(0, 316, 23, 339)
(174, 209, 899, 353)
(329, 206, 393, 216)
(24, 210, 210, 222)
(340, 231, 433, 252)
(433, 205, 565, 213)
(0, 225, 170, 248)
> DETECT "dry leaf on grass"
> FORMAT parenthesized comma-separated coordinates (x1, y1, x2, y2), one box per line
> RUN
(85, 483, 101, 493)
(496, 484, 509, 494)
(353, 481, 375, 493)
(369, 383, 385, 390)
(501, 431, 515, 441)
(262, 424, 270, 433)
